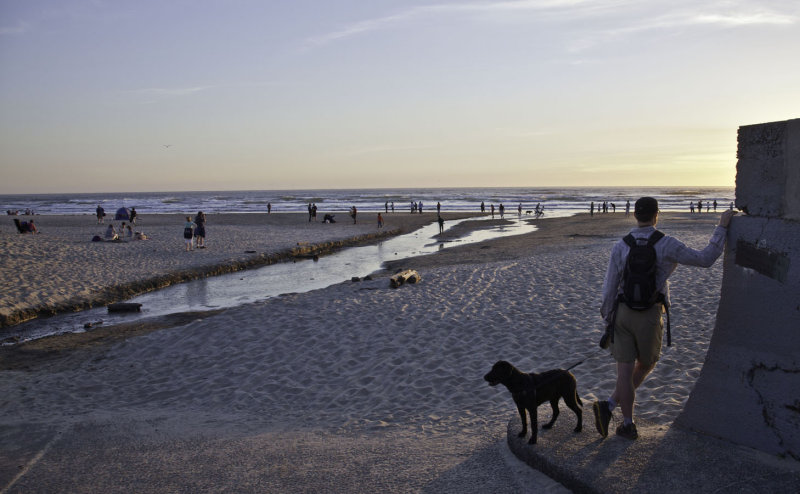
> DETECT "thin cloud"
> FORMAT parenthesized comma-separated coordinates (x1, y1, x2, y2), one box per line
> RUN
(0, 21, 30, 35)
(691, 12, 796, 26)
(305, 0, 798, 51)
(566, 2, 798, 53)
(304, 0, 594, 48)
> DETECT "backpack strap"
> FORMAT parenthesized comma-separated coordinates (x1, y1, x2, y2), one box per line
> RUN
(623, 230, 664, 247)
(648, 231, 668, 345)
(622, 233, 636, 248)
(647, 230, 665, 246)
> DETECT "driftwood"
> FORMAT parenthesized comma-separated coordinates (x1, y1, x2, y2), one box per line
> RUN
(390, 269, 421, 288)
(107, 303, 142, 313)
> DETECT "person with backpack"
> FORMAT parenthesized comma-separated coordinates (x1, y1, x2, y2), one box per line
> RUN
(593, 197, 735, 440)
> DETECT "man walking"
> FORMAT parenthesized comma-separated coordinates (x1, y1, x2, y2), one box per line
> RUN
(593, 197, 735, 440)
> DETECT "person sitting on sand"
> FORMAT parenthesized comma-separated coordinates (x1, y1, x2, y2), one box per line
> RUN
(20, 219, 38, 233)
(593, 197, 736, 441)
(104, 224, 118, 241)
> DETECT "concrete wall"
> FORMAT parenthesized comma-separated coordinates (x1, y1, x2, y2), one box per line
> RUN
(676, 118, 800, 460)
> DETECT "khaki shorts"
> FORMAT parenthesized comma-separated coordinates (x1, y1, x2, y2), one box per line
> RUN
(611, 303, 663, 367)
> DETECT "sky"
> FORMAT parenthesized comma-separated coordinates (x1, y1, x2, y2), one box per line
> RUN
(1, 0, 799, 193)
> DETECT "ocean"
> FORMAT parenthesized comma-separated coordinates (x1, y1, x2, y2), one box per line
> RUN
(0, 186, 734, 217)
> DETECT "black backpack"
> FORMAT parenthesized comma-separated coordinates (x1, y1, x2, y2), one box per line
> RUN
(621, 230, 664, 310)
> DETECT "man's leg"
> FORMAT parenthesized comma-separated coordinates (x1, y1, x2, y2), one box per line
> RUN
(611, 359, 656, 420)
(613, 361, 635, 420)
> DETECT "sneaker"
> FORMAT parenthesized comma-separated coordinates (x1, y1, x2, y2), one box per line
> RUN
(593, 400, 612, 438)
(616, 422, 639, 440)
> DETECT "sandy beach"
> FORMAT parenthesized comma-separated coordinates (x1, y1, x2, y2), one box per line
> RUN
(0, 211, 729, 492)
(0, 212, 472, 327)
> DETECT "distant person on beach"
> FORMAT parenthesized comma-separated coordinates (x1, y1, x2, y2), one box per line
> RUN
(350, 206, 357, 224)
(490, 204, 495, 218)
(377, 213, 384, 228)
(593, 197, 736, 441)
(697, 200, 702, 213)
(194, 211, 206, 248)
(437, 202, 441, 214)
(183, 216, 196, 251)
(104, 224, 117, 241)
(590, 202, 594, 216)
(96, 205, 105, 224)
(385, 201, 389, 213)
(499, 204, 504, 218)
(690, 202, 695, 213)
(391, 201, 394, 213)
(129, 207, 137, 224)
(20, 219, 38, 233)
(625, 200, 630, 217)
(437, 215, 444, 233)
(267, 202, 272, 214)
(481, 201, 485, 213)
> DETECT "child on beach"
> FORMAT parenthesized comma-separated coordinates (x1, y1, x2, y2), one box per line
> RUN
(593, 197, 735, 440)
(183, 216, 196, 251)
(377, 213, 384, 228)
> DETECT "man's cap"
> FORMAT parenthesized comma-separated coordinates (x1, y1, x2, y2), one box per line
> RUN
(634, 197, 659, 216)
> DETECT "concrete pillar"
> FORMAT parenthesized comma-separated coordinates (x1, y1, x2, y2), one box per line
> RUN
(676, 118, 800, 460)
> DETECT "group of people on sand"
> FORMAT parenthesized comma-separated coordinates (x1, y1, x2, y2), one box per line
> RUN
(590, 200, 623, 216)
(182, 211, 206, 251)
(689, 199, 734, 213)
(104, 222, 133, 241)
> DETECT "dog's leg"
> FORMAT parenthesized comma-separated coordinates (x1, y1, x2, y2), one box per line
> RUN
(542, 399, 560, 429)
(528, 406, 538, 444)
(517, 404, 528, 438)
(564, 391, 583, 433)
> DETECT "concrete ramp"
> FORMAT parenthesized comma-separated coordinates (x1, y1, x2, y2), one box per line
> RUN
(676, 118, 800, 460)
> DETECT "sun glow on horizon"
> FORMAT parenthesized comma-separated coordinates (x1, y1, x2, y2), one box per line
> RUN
(0, 1, 796, 194)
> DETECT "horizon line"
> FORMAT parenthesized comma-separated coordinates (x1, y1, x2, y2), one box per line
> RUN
(0, 185, 735, 196)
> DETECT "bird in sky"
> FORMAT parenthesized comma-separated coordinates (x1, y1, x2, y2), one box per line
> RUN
(163, 144, 172, 148)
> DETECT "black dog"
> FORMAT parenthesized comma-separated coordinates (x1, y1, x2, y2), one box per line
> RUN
(484, 360, 583, 444)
